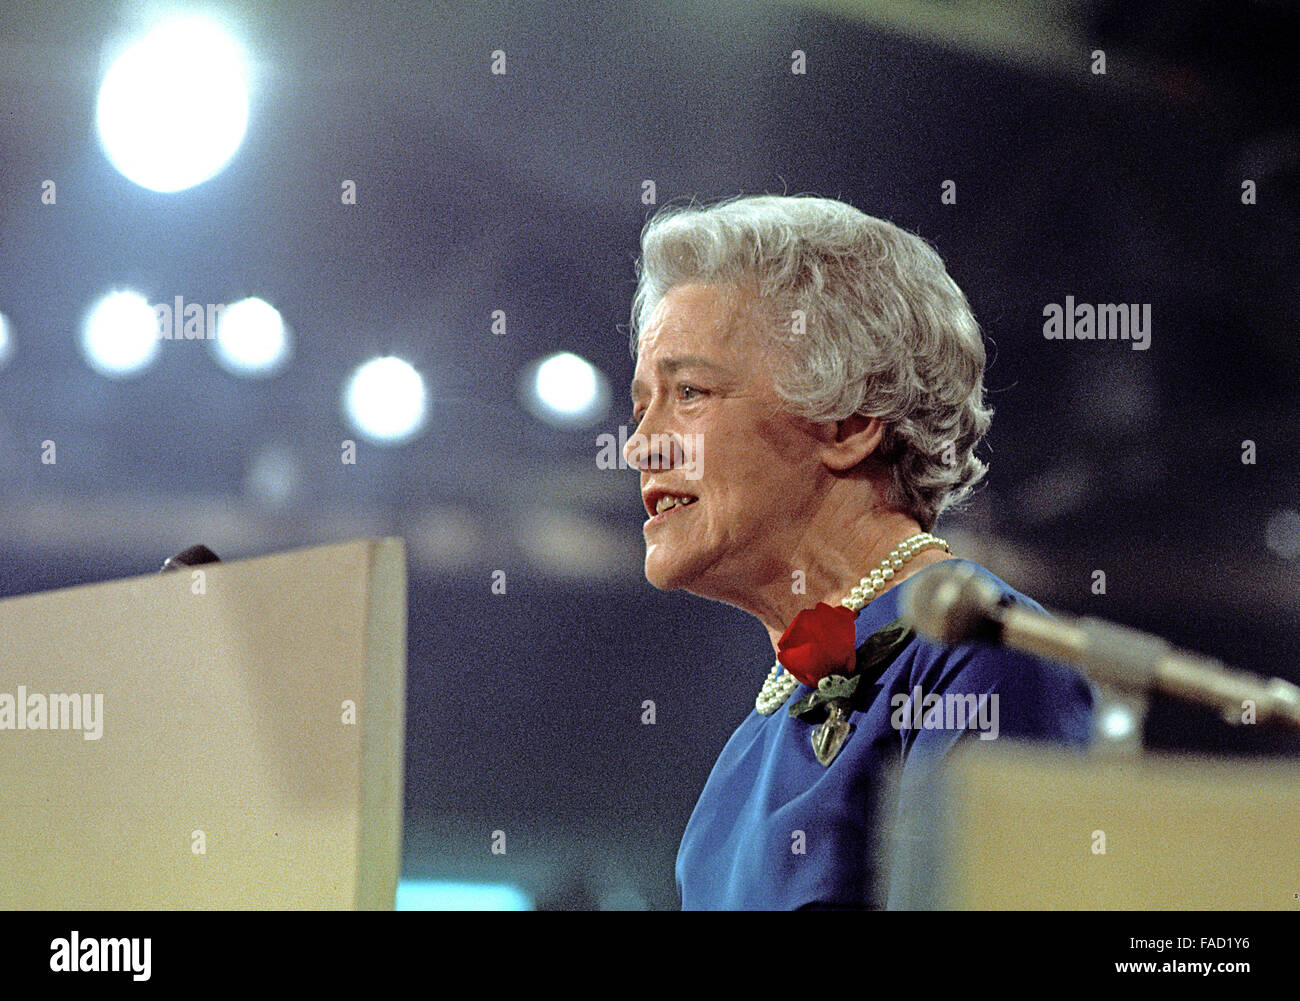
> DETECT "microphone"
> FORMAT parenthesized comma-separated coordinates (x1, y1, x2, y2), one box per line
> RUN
(903, 562, 1300, 734)
(160, 544, 221, 574)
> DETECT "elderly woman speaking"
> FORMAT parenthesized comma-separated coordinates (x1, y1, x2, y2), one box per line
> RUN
(624, 194, 1093, 909)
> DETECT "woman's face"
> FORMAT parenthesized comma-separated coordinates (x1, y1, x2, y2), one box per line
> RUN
(628, 282, 828, 601)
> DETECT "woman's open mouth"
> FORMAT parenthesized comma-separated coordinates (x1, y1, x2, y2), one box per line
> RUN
(645, 493, 699, 525)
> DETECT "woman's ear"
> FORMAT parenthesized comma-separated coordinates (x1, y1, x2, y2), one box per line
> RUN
(821, 414, 885, 472)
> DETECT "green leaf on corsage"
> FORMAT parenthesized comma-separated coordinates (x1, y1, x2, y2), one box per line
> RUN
(788, 676, 861, 723)
(854, 617, 915, 678)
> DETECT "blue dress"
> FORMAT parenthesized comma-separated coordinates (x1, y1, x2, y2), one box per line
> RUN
(675, 558, 1095, 909)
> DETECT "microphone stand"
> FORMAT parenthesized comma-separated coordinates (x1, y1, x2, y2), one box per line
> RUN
(1055, 612, 1300, 757)
(904, 563, 1300, 758)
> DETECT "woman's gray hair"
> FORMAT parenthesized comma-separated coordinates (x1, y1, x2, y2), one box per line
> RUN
(629, 194, 992, 530)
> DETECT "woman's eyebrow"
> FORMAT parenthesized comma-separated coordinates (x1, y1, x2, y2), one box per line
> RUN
(631, 355, 728, 399)
(656, 354, 726, 375)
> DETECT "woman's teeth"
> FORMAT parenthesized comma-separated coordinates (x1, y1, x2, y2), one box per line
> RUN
(655, 495, 698, 515)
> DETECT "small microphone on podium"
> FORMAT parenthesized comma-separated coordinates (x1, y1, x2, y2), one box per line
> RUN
(160, 544, 221, 574)
(903, 562, 1300, 734)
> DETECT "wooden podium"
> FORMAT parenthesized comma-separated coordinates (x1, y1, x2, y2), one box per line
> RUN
(0, 538, 406, 909)
(879, 740, 1300, 909)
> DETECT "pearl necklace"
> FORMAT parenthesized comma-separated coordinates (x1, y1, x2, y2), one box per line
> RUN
(754, 532, 950, 715)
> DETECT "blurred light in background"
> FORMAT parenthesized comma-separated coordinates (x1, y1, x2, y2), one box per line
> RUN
(395, 879, 532, 911)
(0, 312, 12, 369)
(96, 16, 250, 193)
(407, 505, 485, 572)
(343, 355, 427, 444)
(1265, 508, 1300, 559)
(80, 290, 160, 378)
(244, 443, 301, 509)
(522, 351, 609, 427)
(1100, 704, 1137, 741)
(212, 297, 291, 377)
(516, 508, 632, 580)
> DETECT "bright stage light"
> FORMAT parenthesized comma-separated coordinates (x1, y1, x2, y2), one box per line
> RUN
(96, 17, 250, 193)
(343, 356, 427, 444)
(80, 290, 160, 378)
(522, 351, 609, 427)
(213, 297, 290, 377)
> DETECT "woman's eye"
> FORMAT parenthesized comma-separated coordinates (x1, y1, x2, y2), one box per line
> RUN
(630, 386, 702, 424)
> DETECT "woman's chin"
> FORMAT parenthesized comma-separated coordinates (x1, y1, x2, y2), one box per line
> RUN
(644, 560, 685, 592)
(644, 550, 702, 593)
